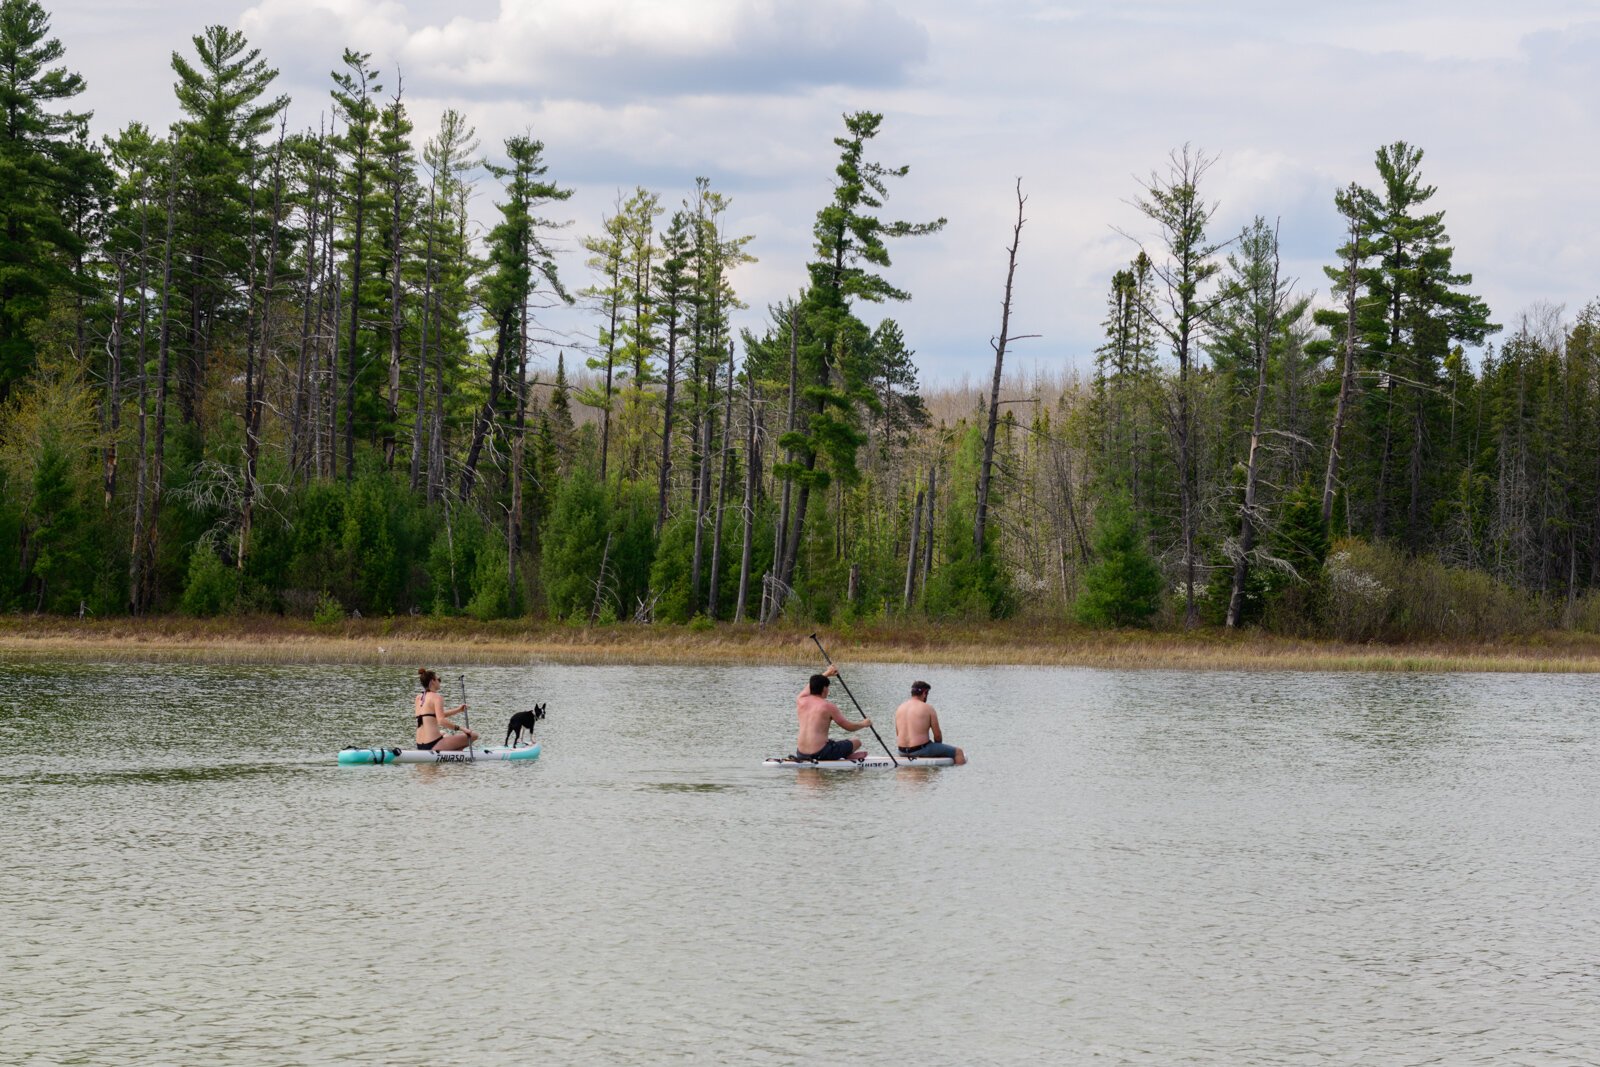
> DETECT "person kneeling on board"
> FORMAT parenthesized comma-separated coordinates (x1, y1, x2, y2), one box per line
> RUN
(414, 667, 477, 752)
(794, 664, 872, 762)
(894, 680, 966, 764)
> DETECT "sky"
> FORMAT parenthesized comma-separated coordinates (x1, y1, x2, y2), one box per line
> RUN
(44, 0, 1600, 384)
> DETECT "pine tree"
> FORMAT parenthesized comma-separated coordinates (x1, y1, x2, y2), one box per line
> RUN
(416, 108, 477, 500)
(329, 48, 381, 479)
(654, 207, 695, 527)
(616, 187, 661, 479)
(1321, 143, 1497, 546)
(1075, 494, 1162, 628)
(769, 112, 943, 617)
(0, 0, 94, 402)
(467, 133, 571, 599)
(168, 24, 287, 432)
(1090, 252, 1162, 513)
(371, 83, 417, 471)
(1208, 216, 1309, 627)
(1132, 146, 1227, 626)
(579, 197, 626, 481)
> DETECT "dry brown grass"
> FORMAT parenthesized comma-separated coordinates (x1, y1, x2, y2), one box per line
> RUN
(6, 614, 1600, 673)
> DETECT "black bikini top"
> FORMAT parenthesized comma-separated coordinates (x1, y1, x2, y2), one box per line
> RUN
(415, 694, 437, 728)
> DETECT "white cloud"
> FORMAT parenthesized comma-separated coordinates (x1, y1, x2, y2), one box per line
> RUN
(46, 0, 1600, 381)
(239, 0, 928, 99)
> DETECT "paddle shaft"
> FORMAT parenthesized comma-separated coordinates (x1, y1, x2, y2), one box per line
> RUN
(809, 634, 898, 765)
(459, 674, 474, 757)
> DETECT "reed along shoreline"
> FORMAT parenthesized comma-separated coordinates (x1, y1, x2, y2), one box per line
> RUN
(6, 616, 1600, 673)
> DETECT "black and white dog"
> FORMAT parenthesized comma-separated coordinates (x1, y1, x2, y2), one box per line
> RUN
(504, 703, 546, 747)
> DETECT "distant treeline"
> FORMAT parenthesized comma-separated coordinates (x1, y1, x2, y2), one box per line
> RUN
(2, 0, 1597, 640)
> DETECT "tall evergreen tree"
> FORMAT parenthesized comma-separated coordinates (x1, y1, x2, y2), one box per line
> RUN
(1323, 142, 1496, 546)
(0, 0, 93, 402)
(466, 133, 571, 599)
(769, 111, 943, 617)
(1132, 145, 1227, 627)
(654, 207, 695, 528)
(168, 24, 287, 431)
(1090, 252, 1162, 513)
(579, 196, 626, 480)
(417, 108, 477, 500)
(371, 83, 417, 471)
(329, 48, 381, 480)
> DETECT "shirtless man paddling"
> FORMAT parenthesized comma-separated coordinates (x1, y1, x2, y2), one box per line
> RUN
(794, 664, 873, 761)
(894, 680, 967, 764)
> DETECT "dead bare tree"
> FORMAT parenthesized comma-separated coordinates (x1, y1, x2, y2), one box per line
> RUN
(903, 485, 924, 610)
(975, 179, 1035, 556)
(1322, 184, 1365, 523)
(1224, 218, 1298, 628)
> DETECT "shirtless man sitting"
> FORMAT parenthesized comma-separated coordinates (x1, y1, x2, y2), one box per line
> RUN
(794, 664, 873, 761)
(894, 680, 967, 764)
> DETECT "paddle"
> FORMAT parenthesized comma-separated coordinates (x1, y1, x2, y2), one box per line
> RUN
(809, 633, 898, 766)
(458, 674, 475, 758)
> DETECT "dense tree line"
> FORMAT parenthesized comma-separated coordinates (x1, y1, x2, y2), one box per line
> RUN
(2, 1, 1597, 640)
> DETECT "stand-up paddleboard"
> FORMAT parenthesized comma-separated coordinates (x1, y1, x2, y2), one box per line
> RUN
(338, 743, 541, 765)
(762, 753, 954, 769)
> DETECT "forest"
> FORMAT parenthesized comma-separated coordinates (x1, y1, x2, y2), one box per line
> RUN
(4, 0, 1599, 642)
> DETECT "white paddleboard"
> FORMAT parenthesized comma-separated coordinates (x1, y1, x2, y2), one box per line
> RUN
(762, 753, 954, 769)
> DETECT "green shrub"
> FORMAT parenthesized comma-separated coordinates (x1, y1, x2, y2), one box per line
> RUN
(1075, 496, 1163, 628)
(922, 426, 1015, 620)
(1323, 539, 1396, 640)
(312, 591, 344, 626)
(648, 513, 696, 623)
(1322, 538, 1547, 641)
(541, 468, 607, 619)
(466, 540, 513, 621)
(181, 543, 239, 616)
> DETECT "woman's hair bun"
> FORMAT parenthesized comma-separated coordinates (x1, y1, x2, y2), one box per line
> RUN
(418, 667, 437, 688)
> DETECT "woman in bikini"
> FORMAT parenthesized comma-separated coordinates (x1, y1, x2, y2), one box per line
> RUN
(414, 668, 477, 751)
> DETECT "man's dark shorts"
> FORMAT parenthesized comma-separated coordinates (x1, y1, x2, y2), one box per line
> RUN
(797, 738, 856, 761)
(898, 741, 958, 759)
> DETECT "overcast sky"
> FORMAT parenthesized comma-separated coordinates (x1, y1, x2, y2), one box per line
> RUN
(46, 0, 1600, 383)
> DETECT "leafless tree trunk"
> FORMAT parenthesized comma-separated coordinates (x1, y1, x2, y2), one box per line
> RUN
(132, 146, 179, 613)
(509, 296, 527, 594)
(289, 127, 324, 480)
(103, 254, 126, 507)
(773, 316, 825, 617)
(735, 373, 757, 622)
(976, 179, 1027, 555)
(1226, 223, 1285, 628)
(766, 309, 799, 622)
(127, 181, 152, 605)
(241, 127, 285, 572)
(690, 351, 718, 615)
(598, 252, 620, 481)
(707, 346, 735, 617)
(459, 326, 508, 501)
(656, 295, 681, 530)
(903, 486, 924, 610)
(384, 123, 406, 472)
(1322, 194, 1363, 522)
(410, 181, 435, 493)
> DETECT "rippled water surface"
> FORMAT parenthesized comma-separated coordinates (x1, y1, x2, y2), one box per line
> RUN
(4, 660, 1600, 1064)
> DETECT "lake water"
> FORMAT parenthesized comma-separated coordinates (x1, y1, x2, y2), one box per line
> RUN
(2, 659, 1598, 1065)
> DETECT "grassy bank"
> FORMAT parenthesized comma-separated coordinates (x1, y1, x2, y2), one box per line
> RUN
(5, 615, 1600, 673)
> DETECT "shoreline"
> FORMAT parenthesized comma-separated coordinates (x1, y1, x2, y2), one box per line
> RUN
(5, 616, 1600, 673)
